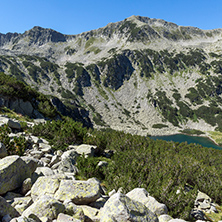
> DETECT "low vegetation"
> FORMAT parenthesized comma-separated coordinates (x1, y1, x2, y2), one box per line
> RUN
(152, 123, 168, 129)
(0, 125, 27, 156)
(208, 131, 222, 146)
(29, 119, 222, 220)
(0, 72, 58, 119)
(180, 129, 205, 135)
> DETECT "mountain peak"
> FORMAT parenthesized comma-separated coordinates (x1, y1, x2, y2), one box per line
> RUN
(23, 26, 67, 45)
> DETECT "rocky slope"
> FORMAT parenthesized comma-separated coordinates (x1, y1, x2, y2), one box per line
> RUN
(0, 115, 219, 222)
(1, 15, 222, 135)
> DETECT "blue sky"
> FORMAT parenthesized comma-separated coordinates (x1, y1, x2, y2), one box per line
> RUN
(1, 0, 222, 35)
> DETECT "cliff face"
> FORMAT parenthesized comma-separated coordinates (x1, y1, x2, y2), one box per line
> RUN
(1, 15, 222, 135)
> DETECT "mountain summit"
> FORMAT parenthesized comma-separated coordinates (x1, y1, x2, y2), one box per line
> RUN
(1, 16, 222, 136)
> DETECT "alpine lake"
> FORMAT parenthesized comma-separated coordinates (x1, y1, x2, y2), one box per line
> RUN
(150, 134, 222, 150)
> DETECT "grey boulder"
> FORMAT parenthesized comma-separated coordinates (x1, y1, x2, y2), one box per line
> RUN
(0, 155, 34, 195)
(100, 192, 158, 222)
(127, 188, 168, 216)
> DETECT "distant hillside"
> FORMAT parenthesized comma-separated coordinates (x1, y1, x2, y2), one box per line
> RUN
(1, 15, 222, 135)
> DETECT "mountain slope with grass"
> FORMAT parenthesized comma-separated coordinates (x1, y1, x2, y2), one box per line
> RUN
(1, 16, 222, 136)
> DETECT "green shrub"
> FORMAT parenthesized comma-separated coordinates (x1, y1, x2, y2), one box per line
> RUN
(31, 117, 88, 150)
(0, 125, 26, 156)
(76, 155, 106, 181)
(152, 124, 168, 129)
(0, 72, 59, 119)
(30, 120, 222, 220)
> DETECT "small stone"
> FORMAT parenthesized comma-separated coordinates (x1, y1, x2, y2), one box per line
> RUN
(158, 214, 173, 222)
(196, 191, 211, 203)
(55, 150, 63, 156)
(199, 202, 211, 210)
(8, 119, 21, 130)
(49, 155, 61, 167)
(0, 142, 7, 158)
(109, 189, 116, 197)
(29, 136, 43, 144)
(29, 150, 44, 159)
(57, 213, 82, 222)
(39, 143, 52, 151)
(35, 167, 55, 177)
(89, 196, 109, 209)
(2, 214, 11, 222)
(40, 157, 51, 165)
(97, 161, 108, 167)
(80, 205, 100, 221)
(21, 178, 32, 195)
(75, 144, 97, 157)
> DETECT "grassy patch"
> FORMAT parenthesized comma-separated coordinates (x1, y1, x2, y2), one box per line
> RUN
(208, 131, 222, 145)
(0, 107, 31, 122)
(180, 129, 205, 135)
(85, 37, 96, 49)
(86, 47, 101, 54)
(205, 205, 222, 222)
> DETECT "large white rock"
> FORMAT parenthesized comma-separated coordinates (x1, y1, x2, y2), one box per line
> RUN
(12, 196, 33, 214)
(75, 144, 97, 157)
(57, 158, 79, 174)
(31, 176, 60, 202)
(10, 216, 37, 222)
(22, 196, 65, 220)
(100, 193, 158, 222)
(35, 167, 55, 177)
(61, 149, 79, 161)
(126, 188, 168, 216)
(0, 156, 34, 195)
(158, 214, 174, 222)
(54, 180, 101, 204)
(79, 205, 100, 221)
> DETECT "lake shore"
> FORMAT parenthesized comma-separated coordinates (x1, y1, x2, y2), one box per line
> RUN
(150, 132, 222, 149)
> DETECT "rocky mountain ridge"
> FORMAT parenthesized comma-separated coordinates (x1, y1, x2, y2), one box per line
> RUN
(1, 16, 222, 63)
(1, 16, 222, 135)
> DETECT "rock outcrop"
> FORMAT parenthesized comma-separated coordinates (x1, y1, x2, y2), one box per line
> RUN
(126, 188, 168, 216)
(100, 192, 158, 222)
(0, 155, 36, 195)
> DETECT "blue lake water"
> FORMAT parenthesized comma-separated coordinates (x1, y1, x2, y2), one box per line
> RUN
(150, 134, 222, 150)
